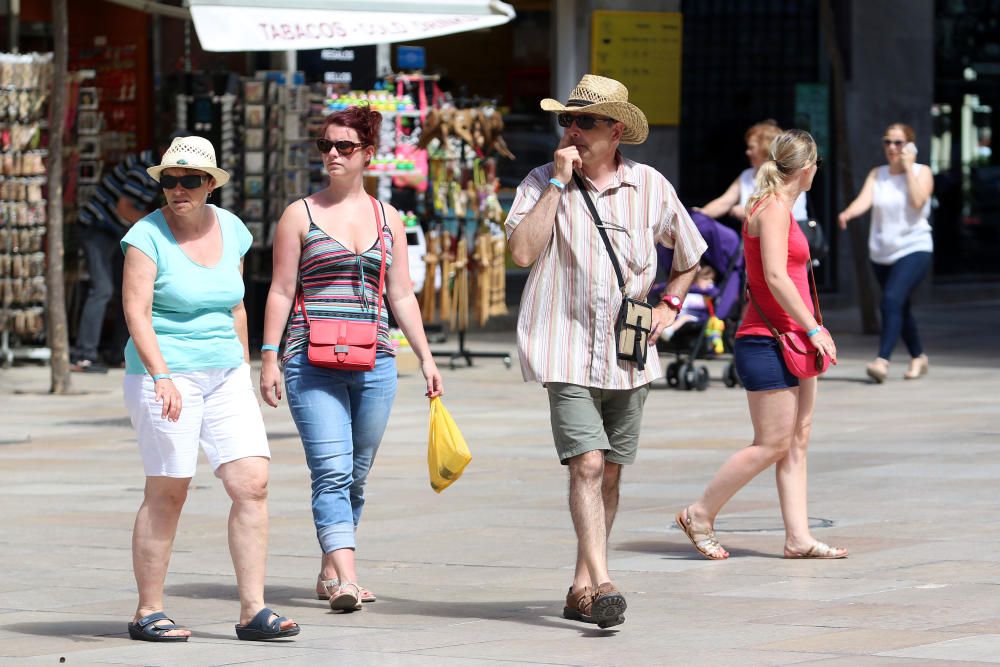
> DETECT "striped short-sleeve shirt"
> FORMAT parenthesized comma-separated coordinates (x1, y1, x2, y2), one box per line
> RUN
(79, 150, 160, 236)
(505, 155, 707, 390)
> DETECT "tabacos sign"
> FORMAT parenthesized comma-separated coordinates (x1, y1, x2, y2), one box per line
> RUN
(190, 5, 511, 51)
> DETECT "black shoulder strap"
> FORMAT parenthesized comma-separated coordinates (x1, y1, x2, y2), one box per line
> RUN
(301, 198, 315, 224)
(572, 171, 626, 295)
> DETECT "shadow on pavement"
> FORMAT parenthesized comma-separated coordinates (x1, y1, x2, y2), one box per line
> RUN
(2, 620, 124, 641)
(369, 596, 622, 636)
(614, 539, 777, 559)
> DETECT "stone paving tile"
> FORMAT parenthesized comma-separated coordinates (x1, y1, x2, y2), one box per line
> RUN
(878, 635, 1000, 663)
(756, 601, 1000, 633)
(707, 577, 922, 602)
(754, 627, 968, 654)
(800, 657, 996, 666)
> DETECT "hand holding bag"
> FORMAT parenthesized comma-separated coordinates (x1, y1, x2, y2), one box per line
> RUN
(746, 259, 831, 379)
(299, 197, 388, 372)
(572, 172, 653, 370)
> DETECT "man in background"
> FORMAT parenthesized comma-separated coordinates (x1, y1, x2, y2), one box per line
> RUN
(73, 148, 160, 372)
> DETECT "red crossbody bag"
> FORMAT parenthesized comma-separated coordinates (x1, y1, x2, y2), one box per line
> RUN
(297, 197, 388, 372)
(746, 256, 830, 379)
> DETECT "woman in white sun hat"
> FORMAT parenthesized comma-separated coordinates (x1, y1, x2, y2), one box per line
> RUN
(121, 135, 299, 643)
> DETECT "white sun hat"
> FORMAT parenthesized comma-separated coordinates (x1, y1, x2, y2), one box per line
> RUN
(146, 135, 230, 187)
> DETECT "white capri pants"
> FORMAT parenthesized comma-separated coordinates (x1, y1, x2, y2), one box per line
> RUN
(124, 363, 270, 478)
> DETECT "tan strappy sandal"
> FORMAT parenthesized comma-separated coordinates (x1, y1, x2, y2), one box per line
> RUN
(329, 582, 362, 612)
(317, 575, 375, 603)
(675, 508, 729, 560)
(784, 541, 848, 559)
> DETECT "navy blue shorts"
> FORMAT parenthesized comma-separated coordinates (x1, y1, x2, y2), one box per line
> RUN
(734, 336, 800, 391)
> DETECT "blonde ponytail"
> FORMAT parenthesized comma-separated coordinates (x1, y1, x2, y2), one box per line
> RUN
(744, 129, 818, 219)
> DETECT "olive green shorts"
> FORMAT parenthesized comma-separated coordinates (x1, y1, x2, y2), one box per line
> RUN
(546, 382, 651, 466)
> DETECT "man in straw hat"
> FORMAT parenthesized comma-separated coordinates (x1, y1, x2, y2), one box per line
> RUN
(506, 74, 706, 628)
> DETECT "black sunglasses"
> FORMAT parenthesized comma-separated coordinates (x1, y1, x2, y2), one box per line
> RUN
(316, 138, 366, 155)
(159, 174, 207, 190)
(815, 156, 824, 169)
(556, 113, 615, 130)
(882, 138, 905, 148)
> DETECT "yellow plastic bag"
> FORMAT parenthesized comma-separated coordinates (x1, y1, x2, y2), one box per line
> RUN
(427, 397, 471, 493)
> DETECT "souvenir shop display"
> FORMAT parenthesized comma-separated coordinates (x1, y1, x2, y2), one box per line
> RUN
(70, 44, 139, 180)
(202, 71, 515, 360)
(400, 77, 513, 368)
(0, 52, 52, 366)
(174, 90, 239, 212)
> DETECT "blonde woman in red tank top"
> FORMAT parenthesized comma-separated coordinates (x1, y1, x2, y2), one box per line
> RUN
(676, 130, 847, 560)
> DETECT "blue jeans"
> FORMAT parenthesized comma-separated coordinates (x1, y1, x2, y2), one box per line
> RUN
(870, 251, 932, 360)
(75, 229, 120, 361)
(283, 352, 397, 553)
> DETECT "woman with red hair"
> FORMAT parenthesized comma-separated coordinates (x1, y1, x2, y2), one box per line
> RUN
(259, 106, 443, 611)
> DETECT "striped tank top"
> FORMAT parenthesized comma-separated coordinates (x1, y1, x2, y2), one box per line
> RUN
(282, 198, 395, 364)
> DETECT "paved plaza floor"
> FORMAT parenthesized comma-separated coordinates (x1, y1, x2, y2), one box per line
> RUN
(1, 301, 999, 666)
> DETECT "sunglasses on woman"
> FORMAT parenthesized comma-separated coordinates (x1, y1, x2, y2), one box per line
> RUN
(159, 174, 207, 190)
(882, 138, 905, 148)
(316, 138, 366, 155)
(556, 113, 615, 130)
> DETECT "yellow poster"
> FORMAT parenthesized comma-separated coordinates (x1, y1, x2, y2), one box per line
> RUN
(591, 11, 682, 126)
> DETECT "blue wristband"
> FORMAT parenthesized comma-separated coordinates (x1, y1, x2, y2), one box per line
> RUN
(261, 344, 280, 353)
(548, 177, 566, 190)
(151, 373, 172, 382)
(806, 326, 822, 338)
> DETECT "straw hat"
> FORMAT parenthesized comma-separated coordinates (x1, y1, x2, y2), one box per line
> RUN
(147, 135, 230, 187)
(540, 74, 649, 145)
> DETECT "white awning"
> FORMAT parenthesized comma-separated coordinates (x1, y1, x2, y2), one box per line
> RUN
(185, 0, 516, 52)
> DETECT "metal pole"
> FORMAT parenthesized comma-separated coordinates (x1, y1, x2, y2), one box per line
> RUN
(9, 0, 20, 53)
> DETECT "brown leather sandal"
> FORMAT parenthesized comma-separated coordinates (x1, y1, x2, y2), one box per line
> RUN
(562, 585, 624, 629)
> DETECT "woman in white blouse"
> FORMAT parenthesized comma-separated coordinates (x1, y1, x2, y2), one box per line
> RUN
(838, 123, 934, 383)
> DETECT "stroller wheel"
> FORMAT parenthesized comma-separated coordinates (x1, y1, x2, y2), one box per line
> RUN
(723, 362, 741, 388)
(666, 361, 680, 388)
(681, 363, 697, 391)
(695, 366, 710, 391)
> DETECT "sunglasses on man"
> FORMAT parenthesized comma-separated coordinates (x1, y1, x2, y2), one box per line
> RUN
(556, 113, 616, 130)
(159, 174, 208, 190)
(316, 138, 366, 156)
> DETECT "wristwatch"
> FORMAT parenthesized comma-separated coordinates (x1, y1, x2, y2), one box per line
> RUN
(661, 294, 682, 312)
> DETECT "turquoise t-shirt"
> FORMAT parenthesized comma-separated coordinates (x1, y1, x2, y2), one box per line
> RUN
(121, 205, 253, 375)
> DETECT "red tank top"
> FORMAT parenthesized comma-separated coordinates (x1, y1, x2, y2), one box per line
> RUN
(738, 200, 813, 338)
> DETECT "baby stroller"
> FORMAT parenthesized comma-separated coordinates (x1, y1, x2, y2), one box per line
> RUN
(650, 211, 744, 391)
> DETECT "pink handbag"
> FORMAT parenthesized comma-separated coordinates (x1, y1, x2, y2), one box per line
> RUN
(298, 197, 387, 372)
(746, 262, 830, 379)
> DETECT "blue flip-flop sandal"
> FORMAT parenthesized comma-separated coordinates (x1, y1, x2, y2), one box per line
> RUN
(127, 611, 189, 642)
(235, 607, 300, 641)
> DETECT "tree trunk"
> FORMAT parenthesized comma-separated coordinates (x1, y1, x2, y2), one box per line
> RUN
(819, 0, 879, 334)
(46, 0, 72, 393)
